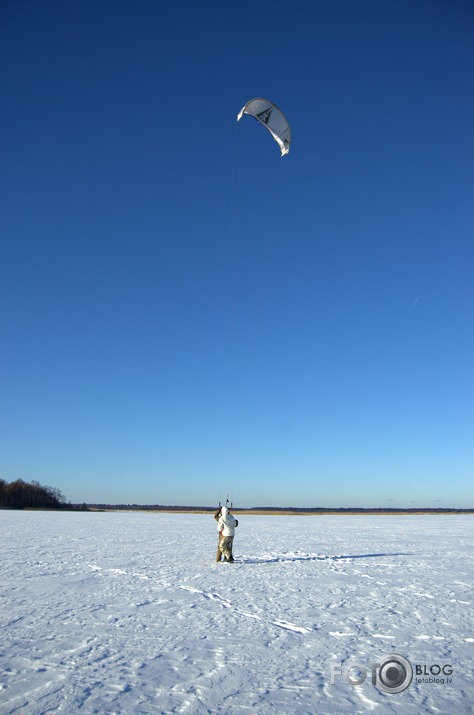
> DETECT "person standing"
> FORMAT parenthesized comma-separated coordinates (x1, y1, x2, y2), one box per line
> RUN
(217, 506, 238, 563)
(214, 506, 223, 562)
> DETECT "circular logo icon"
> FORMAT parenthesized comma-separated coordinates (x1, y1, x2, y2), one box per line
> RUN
(376, 653, 413, 694)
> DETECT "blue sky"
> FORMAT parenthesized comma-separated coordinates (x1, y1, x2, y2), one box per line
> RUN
(1, 1, 473, 507)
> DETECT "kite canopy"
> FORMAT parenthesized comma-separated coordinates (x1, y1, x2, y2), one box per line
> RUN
(237, 98, 290, 156)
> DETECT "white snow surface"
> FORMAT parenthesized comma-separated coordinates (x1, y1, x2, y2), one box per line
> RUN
(1, 511, 473, 715)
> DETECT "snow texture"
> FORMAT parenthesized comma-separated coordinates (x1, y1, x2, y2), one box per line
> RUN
(1, 511, 473, 714)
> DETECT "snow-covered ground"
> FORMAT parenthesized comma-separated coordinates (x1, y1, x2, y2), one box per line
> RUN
(1, 511, 473, 714)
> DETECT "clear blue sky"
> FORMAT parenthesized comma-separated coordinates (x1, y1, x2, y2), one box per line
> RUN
(1, 1, 473, 507)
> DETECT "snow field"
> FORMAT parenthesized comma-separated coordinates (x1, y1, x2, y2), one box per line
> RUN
(1, 511, 473, 714)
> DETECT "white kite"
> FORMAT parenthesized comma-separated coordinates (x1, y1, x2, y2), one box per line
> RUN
(237, 98, 291, 156)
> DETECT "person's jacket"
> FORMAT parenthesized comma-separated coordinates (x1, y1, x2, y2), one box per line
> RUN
(218, 507, 236, 537)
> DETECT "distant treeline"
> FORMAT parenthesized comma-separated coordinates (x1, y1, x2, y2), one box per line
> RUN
(84, 504, 474, 514)
(3, 487, 471, 512)
(245, 506, 474, 513)
(87, 504, 217, 511)
(0, 478, 81, 510)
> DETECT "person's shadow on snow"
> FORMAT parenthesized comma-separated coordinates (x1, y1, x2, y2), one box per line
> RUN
(236, 552, 414, 564)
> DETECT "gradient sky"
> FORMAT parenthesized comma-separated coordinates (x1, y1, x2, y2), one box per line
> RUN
(1, 1, 473, 507)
